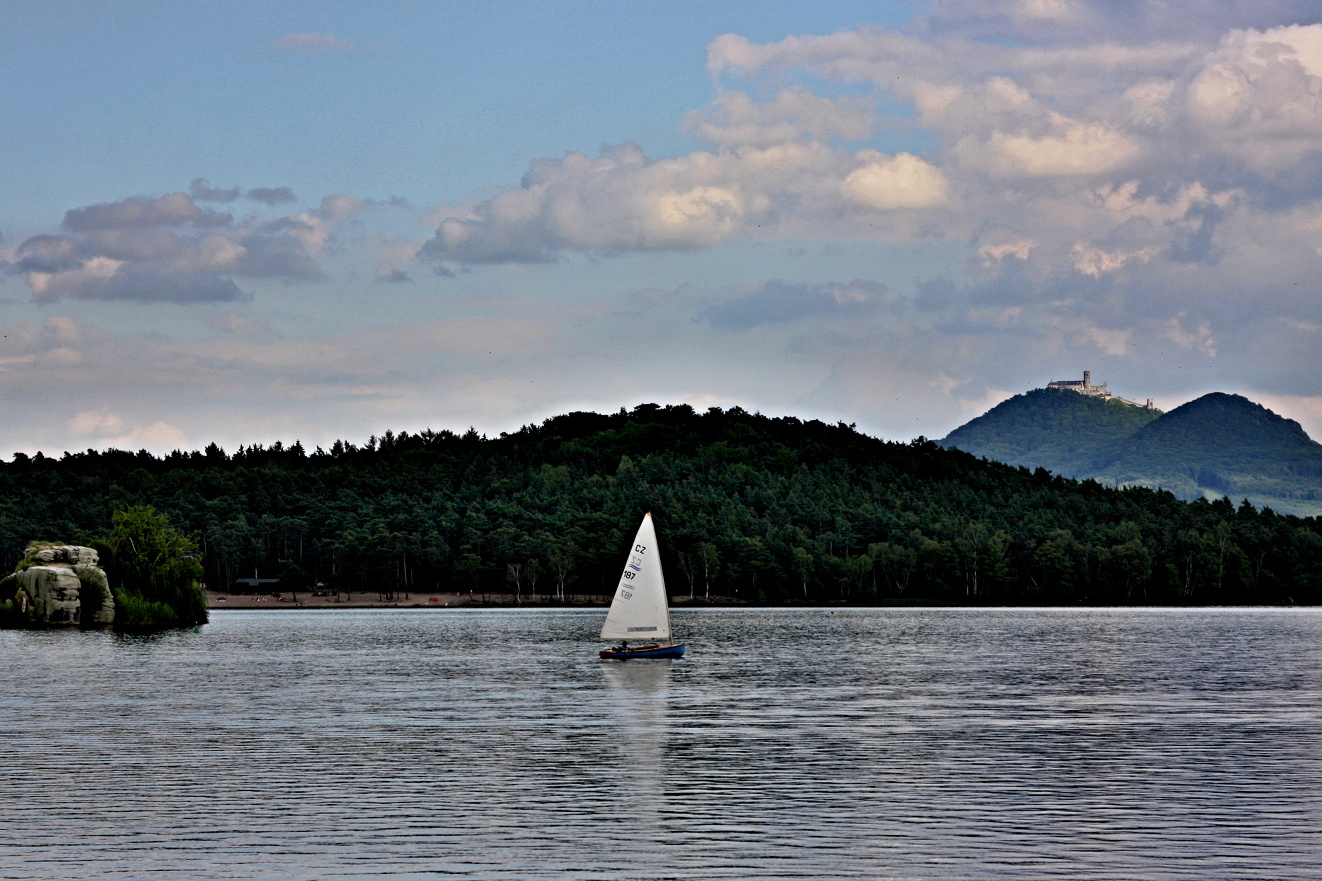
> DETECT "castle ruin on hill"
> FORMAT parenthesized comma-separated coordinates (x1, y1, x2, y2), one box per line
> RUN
(1047, 371, 1156, 409)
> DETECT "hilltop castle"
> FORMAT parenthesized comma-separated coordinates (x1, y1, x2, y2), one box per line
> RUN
(1047, 371, 1156, 409)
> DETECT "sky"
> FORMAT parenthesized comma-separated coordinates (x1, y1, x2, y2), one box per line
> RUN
(3, 0, 1322, 456)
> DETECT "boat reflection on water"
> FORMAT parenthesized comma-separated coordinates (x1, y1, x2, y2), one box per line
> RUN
(601, 656, 673, 697)
(599, 659, 673, 846)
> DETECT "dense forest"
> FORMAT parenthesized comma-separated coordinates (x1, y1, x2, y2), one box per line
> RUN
(1, 403, 1320, 605)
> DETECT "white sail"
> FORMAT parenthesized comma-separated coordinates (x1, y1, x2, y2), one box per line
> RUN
(600, 513, 672, 641)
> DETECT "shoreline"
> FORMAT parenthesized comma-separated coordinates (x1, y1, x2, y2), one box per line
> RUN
(206, 589, 608, 610)
(204, 589, 764, 610)
(205, 591, 1309, 611)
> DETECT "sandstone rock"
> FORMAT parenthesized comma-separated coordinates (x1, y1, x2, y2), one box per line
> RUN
(28, 544, 99, 567)
(16, 566, 82, 625)
(11, 545, 114, 627)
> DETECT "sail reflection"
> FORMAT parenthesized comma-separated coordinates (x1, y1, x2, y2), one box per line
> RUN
(601, 657, 673, 698)
(600, 661, 672, 855)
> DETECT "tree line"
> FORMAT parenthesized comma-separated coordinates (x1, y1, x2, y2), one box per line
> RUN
(1, 403, 1319, 605)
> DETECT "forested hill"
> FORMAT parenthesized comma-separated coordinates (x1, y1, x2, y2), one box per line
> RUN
(940, 388, 1161, 476)
(1, 403, 1319, 606)
(1093, 393, 1322, 514)
(942, 389, 1322, 517)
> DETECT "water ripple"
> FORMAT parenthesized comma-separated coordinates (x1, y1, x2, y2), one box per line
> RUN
(2, 607, 1320, 879)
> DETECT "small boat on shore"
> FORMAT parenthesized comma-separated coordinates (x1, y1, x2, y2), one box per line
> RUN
(599, 513, 685, 661)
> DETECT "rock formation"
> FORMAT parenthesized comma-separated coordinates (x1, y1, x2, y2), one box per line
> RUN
(10, 544, 114, 627)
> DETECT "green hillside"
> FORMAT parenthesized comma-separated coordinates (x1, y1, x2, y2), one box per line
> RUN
(941, 388, 1161, 477)
(1, 403, 1320, 607)
(943, 388, 1322, 517)
(1092, 393, 1322, 517)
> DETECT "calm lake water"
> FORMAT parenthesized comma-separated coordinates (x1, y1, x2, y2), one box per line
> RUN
(3, 607, 1321, 880)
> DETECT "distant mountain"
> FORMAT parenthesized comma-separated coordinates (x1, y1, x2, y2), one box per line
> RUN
(941, 388, 1161, 477)
(943, 389, 1322, 517)
(1091, 393, 1322, 515)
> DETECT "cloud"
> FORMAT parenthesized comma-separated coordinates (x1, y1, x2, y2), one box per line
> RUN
(11, 6, 1322, 454)
(419, 140, 951, 265)
(842, 151, 950, 208)
(68, 408, 188, 450)
(271, 32, 356, 53)
(983, 120, 1140, 177)
(375, 265, 413, 283)
(1180, 25, 1322, 173)
(63, 194, 231, 231)
(189, 178, 241, 203)
(206, 313, 281, 341)
(313, 194, 373, 220)
(190, 178, 298, 206)
(406, 10, 1322, 441)
(698, 279, 888, 331)
(246, 186, 297, 205)
(919, 0, 1321, 44)
(683, 87, 874, 148)
(69, 410, 125, 438)
(416, 19, 1319, 273)
(30, 265, 248, 303)
(5, 190, 357, 302)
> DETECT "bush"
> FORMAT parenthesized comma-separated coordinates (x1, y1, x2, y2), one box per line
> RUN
(104, 507, 207, 629)
(113, 590, 179, 630)
(77, 568, 110, 624)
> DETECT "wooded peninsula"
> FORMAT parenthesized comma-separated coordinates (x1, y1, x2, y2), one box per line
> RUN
(2, 404, 1319, 606)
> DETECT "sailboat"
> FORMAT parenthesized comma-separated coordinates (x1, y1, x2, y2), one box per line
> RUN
(598, 513, 686, 660)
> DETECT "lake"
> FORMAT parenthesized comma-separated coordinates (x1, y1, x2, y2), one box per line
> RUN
(2, 607, 1320, 880)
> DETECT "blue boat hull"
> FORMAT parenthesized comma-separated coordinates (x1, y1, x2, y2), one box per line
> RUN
(599, 643, 686, 660)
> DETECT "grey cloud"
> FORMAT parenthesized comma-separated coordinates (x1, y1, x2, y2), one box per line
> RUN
(375, 266, 413, 284)
(191, 179, 298, 206)
(63, 194, 231, 231)
(1168, 202, 1228, 263)
(82, 228, 191, 262)
(1249, 155, 1322, 209)
(206, 313, 282, 341)
(919, 0, 1319, 44)
(189, 178, 241, 203)
(420, 216, 556, 264)
(258, 216, 315, 235)
(247, 186, 297, 205)
(12, 235, 83, 274)
(14, 190, 342, 302)
(235, 233, 326, 280)
(915, 276, 958, 313)
(698, 280, 888, 331)
(35, 266, 249, 304)
(313, 195, 373, 220)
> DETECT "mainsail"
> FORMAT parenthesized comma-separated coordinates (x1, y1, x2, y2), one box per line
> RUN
(600, 513, 672, 641)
